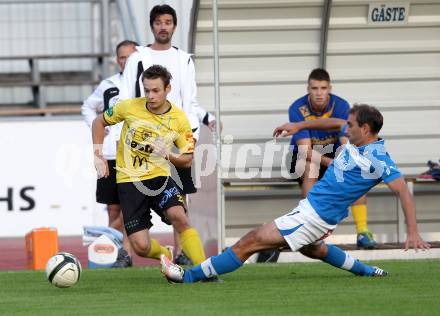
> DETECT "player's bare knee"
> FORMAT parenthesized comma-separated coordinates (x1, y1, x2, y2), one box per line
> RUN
(299, 245, 316, 259)
(231, 241, 252, 261)
(107, 204, 121, 226)
(253, 231, 267, 247)
(166, 206, 190, 232)
(130, 239, 151, 257)
(172, 221, 191, 234)
(300, 242, 326, 259)
(111, 214, 124, 232)
(234, 230, 261, 256)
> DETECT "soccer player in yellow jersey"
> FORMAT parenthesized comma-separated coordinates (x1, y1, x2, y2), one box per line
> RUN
(91, 64, 206, 265)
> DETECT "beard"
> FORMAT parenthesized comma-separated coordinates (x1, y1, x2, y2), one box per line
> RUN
(154, 33, 172, 45)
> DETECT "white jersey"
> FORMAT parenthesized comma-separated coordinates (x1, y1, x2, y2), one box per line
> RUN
(148, 47, 182, 107)
(119, 45, 215, 140)
(81, 73, 123, 160)
(147, 47, 216, 126)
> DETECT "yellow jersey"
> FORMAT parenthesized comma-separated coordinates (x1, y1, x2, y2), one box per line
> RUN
(103, 97, 194, 183)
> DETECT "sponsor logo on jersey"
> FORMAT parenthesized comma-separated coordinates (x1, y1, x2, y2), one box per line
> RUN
(177, 194, 184, 204)
(132, 155, 148, 168)
(141, 130, 153, 141)
(159, 187, 180, 208)
(299, 105, 310, 118)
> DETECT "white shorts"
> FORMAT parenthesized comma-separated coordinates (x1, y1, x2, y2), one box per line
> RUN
(274, 199, 337, 252)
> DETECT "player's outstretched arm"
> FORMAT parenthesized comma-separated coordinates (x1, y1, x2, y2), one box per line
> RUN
(273, 118, 346, 138)
(386, 177, 431, 251)
(92, 115, 110, 178)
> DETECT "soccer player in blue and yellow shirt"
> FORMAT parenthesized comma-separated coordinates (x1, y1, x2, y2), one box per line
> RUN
(288, 68, 376, 249)
(161, 104, 430, 283)
(92, 65, 206, 266)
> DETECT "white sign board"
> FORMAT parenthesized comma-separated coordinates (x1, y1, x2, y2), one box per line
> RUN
(368, 2, 409, 24)
(0, 119, 171, 237)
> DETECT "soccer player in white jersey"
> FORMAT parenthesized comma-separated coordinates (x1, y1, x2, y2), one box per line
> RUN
(119, 4, 218, 264)
(161, 104, 430, 283)
(81, 40, 138, 268)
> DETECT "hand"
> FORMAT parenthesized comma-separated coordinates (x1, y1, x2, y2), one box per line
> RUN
(94, 154, 109, 178)
(273, 122, 301, 138)
(208, 120, 223, 132)
(151, 137, 170, 159)
(404, 231, 431, 251)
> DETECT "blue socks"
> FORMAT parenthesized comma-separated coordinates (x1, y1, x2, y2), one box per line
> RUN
(183, 247, 243, 283)
(324, 244, 375, 276)
(182, 244, 375, 283)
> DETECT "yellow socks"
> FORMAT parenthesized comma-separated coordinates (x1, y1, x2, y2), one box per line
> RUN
(351, 204, 368, 234)
(179, 228, 206, 265)
(147, 239, 172, 260)
(145, 229, 206, 264)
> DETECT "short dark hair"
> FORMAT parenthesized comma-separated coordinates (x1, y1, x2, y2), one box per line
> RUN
(142, 64, 172, 87)
(349, 104, 383, 134)
(149, 4, 177, 28)
(116, 40, 138, 56)
(308, 68, 331, 82)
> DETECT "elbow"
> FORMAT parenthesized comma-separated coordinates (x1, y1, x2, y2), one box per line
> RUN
(170, 154, 192, 168)
(182, 155, 193, 168)
(183, 158, 193, 168)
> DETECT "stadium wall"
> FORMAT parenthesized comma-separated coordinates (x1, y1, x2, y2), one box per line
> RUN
(0, 119, 172, 237)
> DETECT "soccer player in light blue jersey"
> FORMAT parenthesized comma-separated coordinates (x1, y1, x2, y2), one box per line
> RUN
(288, 68, 376, 249)
(160, 104, 430, 283)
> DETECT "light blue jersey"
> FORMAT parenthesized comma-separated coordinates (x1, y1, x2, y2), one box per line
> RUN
(308, 138, 401, 225)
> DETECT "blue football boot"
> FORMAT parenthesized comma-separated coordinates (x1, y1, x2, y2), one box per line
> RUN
(357, 230, 377, 249)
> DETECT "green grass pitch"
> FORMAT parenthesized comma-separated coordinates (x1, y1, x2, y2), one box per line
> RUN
(0, 259, 438, 316)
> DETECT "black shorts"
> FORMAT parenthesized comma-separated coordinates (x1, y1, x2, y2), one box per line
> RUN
(289, 151, 335, 186)
(117, 177, 186, 236)
(175, 166, 197, 195)
(96, 159, 119, 205)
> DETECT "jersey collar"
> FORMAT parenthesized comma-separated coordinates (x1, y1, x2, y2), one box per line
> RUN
(145, 99, 173, 115)
(307, 94, 334, 116)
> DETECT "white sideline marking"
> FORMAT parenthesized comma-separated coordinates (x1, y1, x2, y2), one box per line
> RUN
(277, 248, 440, 263)
(225, 237, 440, 264)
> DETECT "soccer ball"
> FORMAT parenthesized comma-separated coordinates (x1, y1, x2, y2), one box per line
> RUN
(45, 252, 82, 288)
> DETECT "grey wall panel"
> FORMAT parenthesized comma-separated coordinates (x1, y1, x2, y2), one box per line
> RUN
(197, 0, 440, 241)
(196, 55, 318, 84)
(333, 80, 440, 110)
(220, 137, 440, 177)
(196, 29, 321, 57)
(200, 4, 322, 19)
(218, 109, 440, 139)
(198, 83, 307, 112)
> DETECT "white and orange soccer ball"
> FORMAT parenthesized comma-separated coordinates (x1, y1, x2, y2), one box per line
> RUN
(45, 252, 82, 288)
